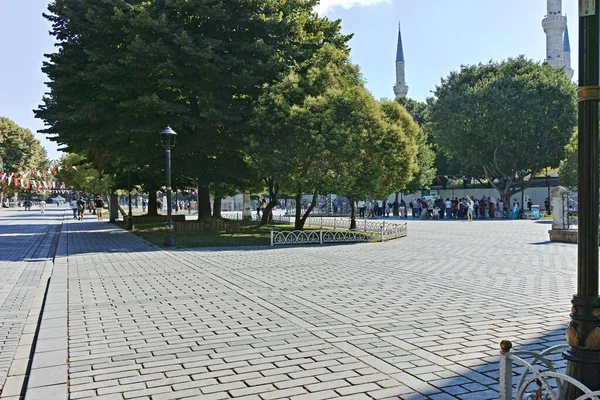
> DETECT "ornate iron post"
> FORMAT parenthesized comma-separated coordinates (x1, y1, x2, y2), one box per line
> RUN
(562, 1, 600, 397)
(160, 126, 177, 247)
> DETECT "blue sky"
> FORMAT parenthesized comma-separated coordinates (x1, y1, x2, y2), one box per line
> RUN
(0, 0, 578, 160)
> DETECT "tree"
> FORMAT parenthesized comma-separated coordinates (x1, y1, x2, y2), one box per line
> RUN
(0, 118, 48, 202)
(56, 153, 113, 196)
(402, 128, 436, 194)
(559, 130, 579, 189)
(327, 100, 419, 228)
(249, 44, 358, 228)
(396, 97, 428, 126)
(428, 57, 577, 201)
(394, 98, 437, 193)
(36, 0, 350, 219)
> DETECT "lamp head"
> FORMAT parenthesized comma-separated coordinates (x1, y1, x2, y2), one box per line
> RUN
(159, 126, 177, 148)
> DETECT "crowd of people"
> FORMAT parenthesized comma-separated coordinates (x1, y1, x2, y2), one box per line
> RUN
(153, 199, 194, 213)
(69, 196, 105, 220)
(407, 196, 510, 220)
(356, 195, 551, 220)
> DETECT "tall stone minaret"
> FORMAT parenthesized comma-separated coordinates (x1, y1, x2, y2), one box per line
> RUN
(393, 23, 408, 99)
(542, 0, 574, 80)
(563, 25, 574, 80)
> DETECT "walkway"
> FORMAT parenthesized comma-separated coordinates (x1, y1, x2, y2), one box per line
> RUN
(0, 208, 577, 399)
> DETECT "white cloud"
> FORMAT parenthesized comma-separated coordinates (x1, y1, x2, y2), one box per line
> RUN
(315, 0, 390, 14)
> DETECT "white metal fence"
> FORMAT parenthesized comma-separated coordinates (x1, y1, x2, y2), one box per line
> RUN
(499, 340, 600, 399)
(270, 216, 407, 246)
(270, 230, 371, 246)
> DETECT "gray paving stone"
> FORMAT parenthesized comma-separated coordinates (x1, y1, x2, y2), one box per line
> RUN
(0, 210, 580, 399)
(27, 365, 67, 388)
(24, 383, 68, 400)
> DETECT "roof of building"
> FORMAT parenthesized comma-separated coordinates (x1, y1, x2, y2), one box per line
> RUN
(564, 25, 571, 53)
(396, 24, 405, 62)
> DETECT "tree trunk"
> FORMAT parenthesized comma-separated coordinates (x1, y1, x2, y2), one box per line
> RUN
(295, 191, 317, 230)
(197, 185, 211, 220)
(147, 190, 158, 216)
(260, 179, 279, 226)
(294, 193, 302, 228)
(349, 197, 357, 230)
(213, 187, 223, 218)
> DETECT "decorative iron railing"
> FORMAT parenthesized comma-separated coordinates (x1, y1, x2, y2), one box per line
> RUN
(499, 340, 600, 400)
(270, 229, 371, 246)
(270, 216, 407, 245)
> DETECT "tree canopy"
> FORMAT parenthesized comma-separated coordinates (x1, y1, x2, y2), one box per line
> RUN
(0, 117, 48, 199)
(428, 56, 577, 200)
(0, 117, 47, 174)
(35, 0, 431, 226)
(35, 0, 350, 217)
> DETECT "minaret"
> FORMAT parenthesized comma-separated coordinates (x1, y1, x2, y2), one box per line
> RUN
(563, 25, 574, 80)
(542, 0, 573, 79)
(393, 23, 408, 99)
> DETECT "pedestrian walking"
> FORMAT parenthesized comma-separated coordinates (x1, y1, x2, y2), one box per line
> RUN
(40, 200, 46, 214)
(94, 196, 104, 221)
(77, 197, 86, 221)
(71, 199, 78, 218)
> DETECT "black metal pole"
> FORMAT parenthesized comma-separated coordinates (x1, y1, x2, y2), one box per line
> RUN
(562, 2, 600, 397)
(164, 147, 175, 247)
(127, 171, 133, 230)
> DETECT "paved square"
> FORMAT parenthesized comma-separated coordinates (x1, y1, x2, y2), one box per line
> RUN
(0, 209, 578, 399)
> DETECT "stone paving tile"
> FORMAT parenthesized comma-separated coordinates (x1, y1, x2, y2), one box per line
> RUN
(0, 209, 582, 399)
(0, 209, 63, 398)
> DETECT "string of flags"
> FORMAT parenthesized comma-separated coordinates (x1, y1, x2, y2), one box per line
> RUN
(0, 166, 69, 191)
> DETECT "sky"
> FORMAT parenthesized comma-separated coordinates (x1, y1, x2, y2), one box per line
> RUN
(0, 0, 579, 161)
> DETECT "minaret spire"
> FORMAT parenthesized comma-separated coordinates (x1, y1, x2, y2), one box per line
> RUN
(563, 23, 574, 80)
(542, 0, 573, 80)
(393, 22, 408, 99)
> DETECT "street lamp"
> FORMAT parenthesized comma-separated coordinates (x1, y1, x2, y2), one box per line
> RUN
(160, 126, 177, 247)
(562, 3, 600, 398)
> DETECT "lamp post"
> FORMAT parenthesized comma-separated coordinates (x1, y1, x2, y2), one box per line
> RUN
(160, 126, 177, 247)
(126, 171, 133, 230)
(562, 2, 600, 397)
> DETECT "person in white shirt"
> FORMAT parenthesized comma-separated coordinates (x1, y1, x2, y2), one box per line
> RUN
(444, 198, 451, 219)
(71, 199, 78, 219)
(357, 200, 366, 218)
(466, 196, 474, 221)
(40, 200, 46, 214)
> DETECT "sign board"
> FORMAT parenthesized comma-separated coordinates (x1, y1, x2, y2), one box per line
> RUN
(580, 0, 596, 16)
(430, 190, 439, 198)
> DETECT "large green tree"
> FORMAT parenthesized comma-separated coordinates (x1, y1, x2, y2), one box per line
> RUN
(36, 0, 349, 218)
(0, 118, 48, 201)
(394, 97, 436, 193)
(249, 44, 357, 227)
(559, 129, 585, 189)
(429, 57, 577, 201)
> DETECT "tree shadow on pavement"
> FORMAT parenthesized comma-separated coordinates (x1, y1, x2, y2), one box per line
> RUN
(413, 327, 568, 400)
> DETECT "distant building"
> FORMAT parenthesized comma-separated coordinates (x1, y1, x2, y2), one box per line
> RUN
(542, 0, 574, 80)
(393, 23, 409, 99)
